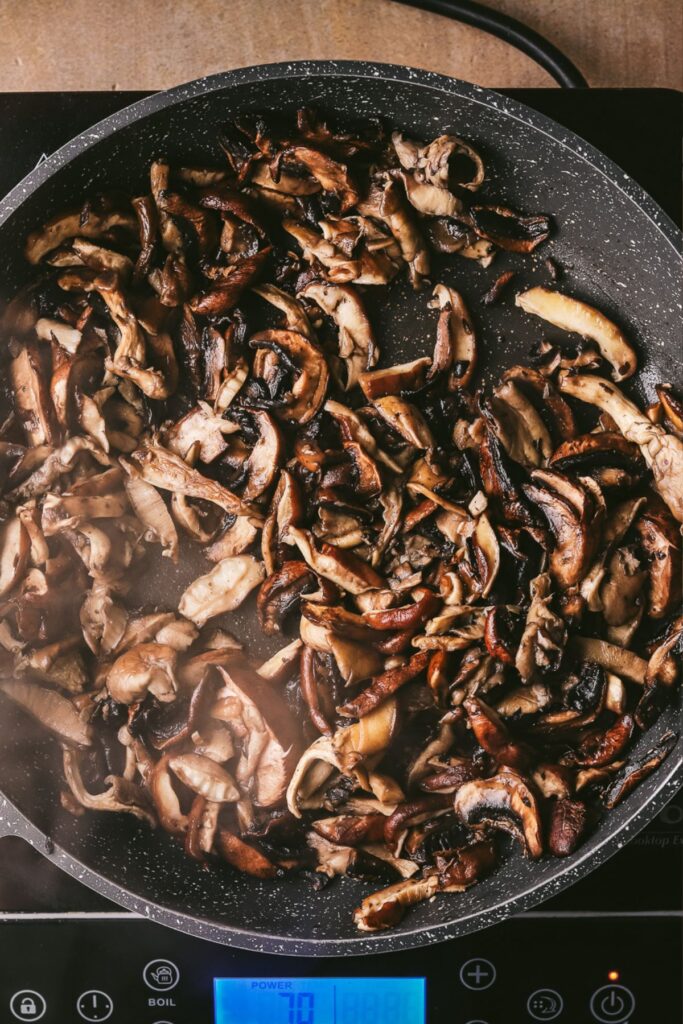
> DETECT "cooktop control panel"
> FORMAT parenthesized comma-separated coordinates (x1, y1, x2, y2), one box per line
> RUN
(0, 915, 679, 1022)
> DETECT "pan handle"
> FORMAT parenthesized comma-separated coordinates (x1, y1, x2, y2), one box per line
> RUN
(392, 0, 589, 88)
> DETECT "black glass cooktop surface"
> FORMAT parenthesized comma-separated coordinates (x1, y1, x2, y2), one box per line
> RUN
(0, 88, 681, 1024)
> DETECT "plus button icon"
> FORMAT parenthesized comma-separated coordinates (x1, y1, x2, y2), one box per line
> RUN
(460, 958, 497, 991)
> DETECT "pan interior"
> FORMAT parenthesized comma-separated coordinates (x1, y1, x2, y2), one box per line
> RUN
(0, 64, 680, 954)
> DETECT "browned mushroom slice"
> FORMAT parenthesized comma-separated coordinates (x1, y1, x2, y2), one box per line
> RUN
(599, 546, 647, 634)
(357, 180, 430, 288)
(565, 715, 635, 769)
(10, 341, 59, 446)
(179, 556, 265, 627)
(0, 678, 92, 746)
(257, 561, 315, 635)
(435, 839, 498, 891)
(358, 359, 430, 402)
(478, 428, 532, 524)
(523, 471, 600, 589)
(634, 500, 682, 619)
(429, 284, 477, 390)
(491, 379, 553, 467)
(454, 771, 543, 858)
(216, 829, 280, 879)
(281, 145, 358, 211)
(396, 169, 462, 218)
(253, 283, 313, 339)
(484, 606, 522, 665)
(550, 431, 645, 489)
(25, 201, 136, 264)
(300, 282, 376, 389)
(130, 442, 256, 517)
(656, 384, 683, 433)
(338, 651, 430, 719)
(251, 328, 329, 424)
(560, 373, 683, 522)
(502, 365, 575, 442)
(463, 697, 529, 771)
(190, 247, 270, 315)
(312, 813, 386, 847)
(106, 643, 178, 704)
(603, 732, 678, 808)
(353, 874, 439, 931)
(371, 396, 434, 450)
(517, 288, 637, 381)
(289, 527, 383, 594)
(547, 797, 588, 857)
(216, 661, 301, 807)
(469, 205, 551, 253)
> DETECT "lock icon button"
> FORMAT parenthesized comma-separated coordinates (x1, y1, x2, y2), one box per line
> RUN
(10, 990, 47, 1020)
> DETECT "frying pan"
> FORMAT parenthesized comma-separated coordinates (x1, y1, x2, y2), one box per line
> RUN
(0, 61, 681, 957)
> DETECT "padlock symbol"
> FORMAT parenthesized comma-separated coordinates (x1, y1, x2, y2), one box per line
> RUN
(20, 998, 37, 1017)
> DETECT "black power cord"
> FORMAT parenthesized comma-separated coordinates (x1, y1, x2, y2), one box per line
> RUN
(392, 0, 589, 88)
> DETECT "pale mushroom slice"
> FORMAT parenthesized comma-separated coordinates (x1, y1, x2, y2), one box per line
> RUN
(130, 441, 257, 517)
(121, 463, 179, 561)
(300, 281, 377, 389)
(179, 555, 265, 627)
(516, 287, 637, 382)
(106, 643, 178, 704)
(169, 753, 240, 803)
(0, 678, 92, 747)
(559, 373, 683, 522)
(24, 202, 137, 264)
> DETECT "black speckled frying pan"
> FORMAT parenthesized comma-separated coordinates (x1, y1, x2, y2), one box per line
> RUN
(0, 62, 681, 957)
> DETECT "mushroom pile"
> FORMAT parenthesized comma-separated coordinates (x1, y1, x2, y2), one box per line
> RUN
(0, 107, 680, 933)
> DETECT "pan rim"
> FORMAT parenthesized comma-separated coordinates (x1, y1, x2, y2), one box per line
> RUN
(0, 60, 680, 956)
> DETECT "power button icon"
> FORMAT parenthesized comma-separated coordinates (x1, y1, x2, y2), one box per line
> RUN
(590, 984, 636, 1023)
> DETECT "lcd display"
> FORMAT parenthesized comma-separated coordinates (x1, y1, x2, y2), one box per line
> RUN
(214, 976, 426, 1024)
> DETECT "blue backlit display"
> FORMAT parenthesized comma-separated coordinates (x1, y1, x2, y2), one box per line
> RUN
(214, 976, 426, 1024)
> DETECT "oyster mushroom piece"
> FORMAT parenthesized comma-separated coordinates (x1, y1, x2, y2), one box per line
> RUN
(216, 662, 302, 807)
(242, 411, 282, 500)
(469, 205, 551, 253)
(0, 679, 92, 746)
(397, 169, 462, 217)
(574, 636, 648, 685)
(334, 696, 399, 773)
(515, 574, 567, 682)
(106, 643, 178, 704)
(358, 358, 431, 401)
(217, 829, 279, 879)
(337, 651, 430, 719)
(392, 130, 485, 191)
(454, 771, 543, 858)
(130, 442, 257, 517)
(463, 697, 529, 770)
(283, 145, 359, 211)
(491, 379, 553, 466)
(429, 284, 477, 390)
(300, 282, 377, 389)
(252, 283, 314, 339)
(121, 465, 179, 561)
(24, 202, 136, 264)
(62, 747, 156, 826)
(559, 373, 683, 522)
(257, 561, 315, 635)
(250, 329, 330, 424)
(516, 287, 637, 381)
(164, 404, 237, 464)
(353, 875, 440, 932)
(169, 753, 240, 803)
(179, 556, 265, 628)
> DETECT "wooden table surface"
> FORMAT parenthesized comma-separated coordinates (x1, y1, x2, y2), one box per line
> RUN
(1, 0, 681, 93)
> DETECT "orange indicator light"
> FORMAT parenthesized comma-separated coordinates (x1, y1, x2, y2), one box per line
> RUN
(608, 970, 620, 982)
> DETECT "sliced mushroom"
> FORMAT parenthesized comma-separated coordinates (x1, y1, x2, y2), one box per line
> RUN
(517, 288, 637, 381)
(300, 282, 376, 389)
(454, 771, 543, 858)
(216, 661, 301, 807)
(179, 555, 265, 627)
(217, 829, 279, 878)
(338, 651, 430, 719)
(62, 747, 156, 826)
(550, 432, 644, 490)
(635, 501, 682, 618)
(603, 732, 678, 808)
(169, 753, 240, 802)
(429, 284, 477, 390)
(547, 797, 588, 857)
(469, 205, 551, 253)
(106, 643, 178, 705)
(25, 201, 136, 264)
(0, 678, 92, 746)
(288, 527, 384, 594)
(523, 471, 600, 588)
(0, 516, 30, 598)
(121, 465, 179, 561)
(515, 573, 567, 681)
(10, 341, 59, 446)
(353, 875, 439, 931)
(130, 441, 256, 517)
(250, 329, 329, 424)
(559, 373, 683, 522)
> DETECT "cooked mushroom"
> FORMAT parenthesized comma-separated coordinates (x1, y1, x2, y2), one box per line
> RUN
(179, 556, 265, 627)
(130, 441, 256, 517)
(547, 797, 588, 856)
(454, 771, 543, 858)
(353, 875, 439, 931)
(517, 288, 637, 381)
(251, 328, 329, 424)
(300, 282, 376, 389)
(106, 643, 178, 704)
(429, 284, 477, 390)
(169, 753, 240, 802)
(634, 501, 682, 618)
(0, 678, 92, 746)
(515, 574, 567, 681)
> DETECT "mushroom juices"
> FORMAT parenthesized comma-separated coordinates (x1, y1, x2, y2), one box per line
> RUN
(0, 100, 681, 942)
